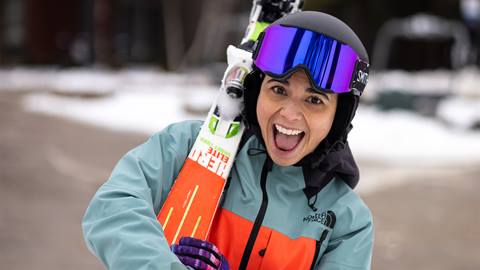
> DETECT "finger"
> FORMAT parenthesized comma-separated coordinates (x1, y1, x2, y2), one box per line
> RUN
(176, 255, 217, 270)
(179, 237, 221, 257)
(172, 244, 221, 267)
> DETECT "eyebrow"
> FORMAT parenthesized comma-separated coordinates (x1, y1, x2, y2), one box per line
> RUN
(305, 88, 330, 100)
(267, 78, 289, 84)
(266, 78, 330, 100)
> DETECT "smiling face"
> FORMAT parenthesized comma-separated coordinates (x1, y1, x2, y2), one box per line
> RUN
(256, 70, 338, 166)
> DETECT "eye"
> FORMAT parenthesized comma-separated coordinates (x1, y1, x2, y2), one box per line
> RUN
(306, 95, 324, 105)
(271, 85, 286, 96)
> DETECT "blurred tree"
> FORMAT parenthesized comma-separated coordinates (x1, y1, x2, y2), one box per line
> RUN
(180, 0, 238, 69)
(110, 0, 164, 67)
(0, 0, 26, 64)
(94, 0, 113, 66)
(25, 0, 82, 65)
(161, 0, 185, 70)
(0, 3, 3, 63)
(0, 0, 474, 68)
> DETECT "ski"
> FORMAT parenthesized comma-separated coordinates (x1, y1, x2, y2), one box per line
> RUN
(157, 0, 304, 246)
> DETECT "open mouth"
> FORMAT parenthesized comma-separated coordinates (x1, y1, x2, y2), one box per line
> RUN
(273, 124, 305, 152)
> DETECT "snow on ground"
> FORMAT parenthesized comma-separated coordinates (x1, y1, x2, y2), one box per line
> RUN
(23, 91, 204, 133)
(365, 67, 480, 99)
(1, 67, 479, 193)
(350, 106, 480, 166)
(0, 67, 210, 94)
(4, 67, 217, 132)
(437, 97, 480, 129)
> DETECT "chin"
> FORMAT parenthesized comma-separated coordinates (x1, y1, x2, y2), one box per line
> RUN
(269, 156, 299, 167)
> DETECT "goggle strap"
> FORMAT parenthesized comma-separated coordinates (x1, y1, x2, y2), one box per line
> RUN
(350, 59, 369, 96)
(252, 31, 265, 61)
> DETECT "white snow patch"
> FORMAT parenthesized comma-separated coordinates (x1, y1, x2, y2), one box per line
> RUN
(369, 70, 453, 95)
(451, 67, 480, 97)
(367, 67, 480, 100)
(0, 67, 210, 95)
(51, 69, 117, 95)
(349, 106, 480, 167)
(181, 86, 218, 114)
(217, 90, 244, 121)
(437, 97, 480, 129)
(0, 67, 57, 92)
(23, 91, 203, 134)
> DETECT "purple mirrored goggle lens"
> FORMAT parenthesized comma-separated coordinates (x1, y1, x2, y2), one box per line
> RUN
(254, 24, 363, 94)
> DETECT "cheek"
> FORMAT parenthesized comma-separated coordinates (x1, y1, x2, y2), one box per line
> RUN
(256, 92, 272, 126)
(256, 100, 265, 124)
(307, 107, 337, 145)
(256, 92, 278, 144)
(311, 119, 332, 138)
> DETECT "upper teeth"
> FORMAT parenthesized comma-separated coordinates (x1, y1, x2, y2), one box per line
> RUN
(275, 124, 303, 136)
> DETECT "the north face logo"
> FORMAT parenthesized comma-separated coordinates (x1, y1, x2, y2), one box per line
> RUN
(303, 210, 336, 228)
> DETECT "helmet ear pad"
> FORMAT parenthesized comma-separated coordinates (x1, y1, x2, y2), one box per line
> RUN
(243, 69, 265, 126)
(326, 93, 359, 145)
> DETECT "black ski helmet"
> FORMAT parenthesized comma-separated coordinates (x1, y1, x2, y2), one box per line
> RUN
(244, 11, 369, 163)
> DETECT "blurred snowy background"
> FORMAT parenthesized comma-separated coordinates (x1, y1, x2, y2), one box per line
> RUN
(0, 0, 479, 270)
(2, 66, 479, 192)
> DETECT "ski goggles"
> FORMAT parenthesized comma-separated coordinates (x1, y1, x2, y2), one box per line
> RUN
(253, 24, 369, 95)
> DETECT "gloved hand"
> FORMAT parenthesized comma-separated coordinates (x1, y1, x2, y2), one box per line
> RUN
(172, 237, 229, 270)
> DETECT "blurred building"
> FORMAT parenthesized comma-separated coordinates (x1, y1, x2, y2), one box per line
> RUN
(0, 0, 477, 70)
(1, 0, 91, 65)
(0, 0, 246, 70)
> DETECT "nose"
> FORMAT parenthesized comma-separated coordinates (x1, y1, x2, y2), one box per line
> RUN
(279, 101, 302, 122)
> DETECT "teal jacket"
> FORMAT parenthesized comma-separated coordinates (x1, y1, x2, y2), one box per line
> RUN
(82, 120, 374, 270)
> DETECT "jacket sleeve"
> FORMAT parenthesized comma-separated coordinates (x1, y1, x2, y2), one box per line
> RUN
(82, 121, 201, 270)
(317, 197, 374, 270)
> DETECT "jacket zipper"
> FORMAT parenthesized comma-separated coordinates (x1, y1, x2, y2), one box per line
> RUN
(238, 157, 272, 270)
(310, 211, 337, 269)
(310, 229, 329, 270)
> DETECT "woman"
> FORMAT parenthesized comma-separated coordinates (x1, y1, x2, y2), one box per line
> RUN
(83, 11, 373, 270)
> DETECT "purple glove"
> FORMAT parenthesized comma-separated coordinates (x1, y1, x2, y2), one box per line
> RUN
(172, 237, 229, 270)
